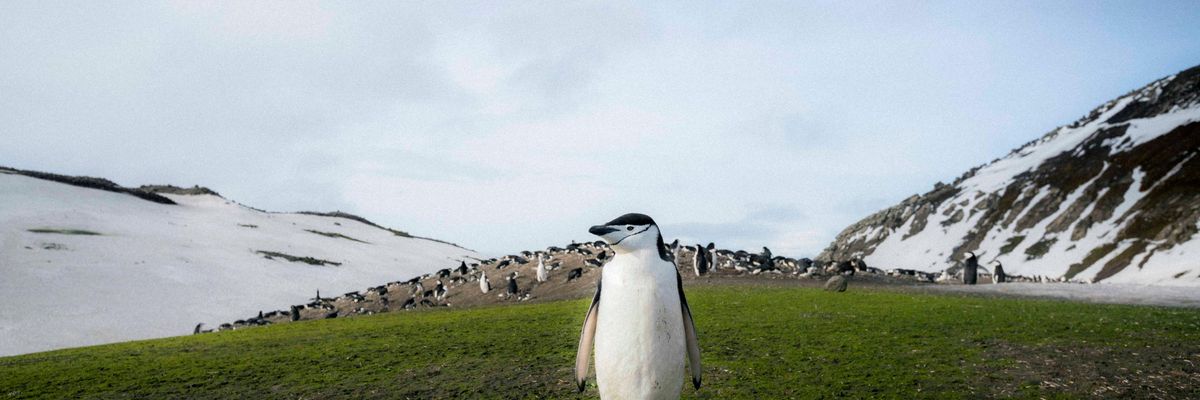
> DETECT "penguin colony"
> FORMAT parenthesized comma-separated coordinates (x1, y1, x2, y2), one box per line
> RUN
(203, 234, 1050, 333)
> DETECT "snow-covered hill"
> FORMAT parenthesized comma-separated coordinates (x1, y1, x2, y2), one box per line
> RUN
(0, 169, 477, 356)
(820, 64, 1200, 286)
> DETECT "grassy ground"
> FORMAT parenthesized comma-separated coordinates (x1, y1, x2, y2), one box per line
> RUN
(2, 285, 1198, 399)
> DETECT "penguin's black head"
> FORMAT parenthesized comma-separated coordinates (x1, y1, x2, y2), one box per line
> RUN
(589, 213, 670, 261)
(598, 213, 656, 228)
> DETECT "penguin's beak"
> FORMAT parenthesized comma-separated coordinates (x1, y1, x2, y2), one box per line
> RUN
(589, 225, 618, 236)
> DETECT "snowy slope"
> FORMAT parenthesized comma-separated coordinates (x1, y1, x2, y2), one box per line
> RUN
(820, 65, 1200, 285)
(0, 171, 477, 356)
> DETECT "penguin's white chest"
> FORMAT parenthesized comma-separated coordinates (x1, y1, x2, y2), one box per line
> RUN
(594, 254, 685, 400)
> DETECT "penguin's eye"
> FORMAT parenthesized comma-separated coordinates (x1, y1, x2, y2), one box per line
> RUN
(626, 226, 634, 231)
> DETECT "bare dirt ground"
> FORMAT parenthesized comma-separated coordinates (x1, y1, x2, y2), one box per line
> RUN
(917, 282, 1200, 308)
(978, 339, 1200, 399)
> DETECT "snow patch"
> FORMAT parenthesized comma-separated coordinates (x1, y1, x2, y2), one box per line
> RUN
(0, 174, 477, 356)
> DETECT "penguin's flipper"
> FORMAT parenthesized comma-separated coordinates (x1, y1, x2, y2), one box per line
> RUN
(677, 271, 702, 389)
(574, 280, 601, 393)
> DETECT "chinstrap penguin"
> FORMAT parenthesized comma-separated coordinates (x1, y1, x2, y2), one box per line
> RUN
(576, 213, 701, 399)
(692, 244, 709, 276)
(963, 251, 979, 285)
(537, 256, 549, 283)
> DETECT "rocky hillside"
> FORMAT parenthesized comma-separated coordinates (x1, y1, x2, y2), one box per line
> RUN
(820, 64, 1200, 285)
(0, 167, 476, 356)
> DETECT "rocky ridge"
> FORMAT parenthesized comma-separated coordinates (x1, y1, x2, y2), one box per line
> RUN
(820, 65, 1200, 285)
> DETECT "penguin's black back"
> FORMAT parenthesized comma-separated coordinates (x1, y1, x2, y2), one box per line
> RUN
(963, 254, 979, 285)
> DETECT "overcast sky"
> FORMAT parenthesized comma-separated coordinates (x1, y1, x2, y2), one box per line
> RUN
(2, 1, 1199, 256)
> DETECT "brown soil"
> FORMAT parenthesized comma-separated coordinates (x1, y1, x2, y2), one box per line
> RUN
(978, 340, 1200, 399)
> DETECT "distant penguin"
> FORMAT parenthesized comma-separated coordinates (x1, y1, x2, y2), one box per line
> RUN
(193, 323, 204, 335)
(692, 244, 709, 276)
(506, 275, 519, 296)
(537, 256, 549, 283)
(457, 261, 468, 275)
(963, 252, 978, 285)
(853, 258, 868, 272)
(480, 271, 491, 293)
(993, 261, 1006, 284)
(796, 258, 814, 275)
(760, 247, 774, 270)
(700, 241, 710, 269)
(435, 280, 447, 301)
(402, 297, 416, 309)
(836, 260, 855, 275)
(567, 268, 584, 282)
(937, 270, 954, 283)
(290, 305, 301, 322)
(576, 213, 701, 398)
